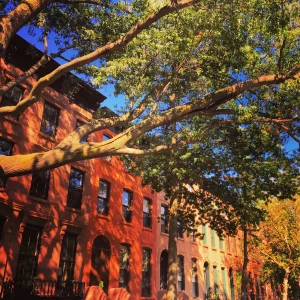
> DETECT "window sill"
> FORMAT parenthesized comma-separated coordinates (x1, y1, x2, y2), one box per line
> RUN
(212, 247, 217, 251)
(65, 206, 83, 214)
(96, 214, 111, 222)
(28, 195, 49, 204)
(1, 116, 21, 125)
(160, 232, 169, 237)
(178, 237, 184, 241)
(203, 245, 209, 249)
(38, 132, 56, 143)
(190, 240, 198, 245)
(220, 249, 225, 253)
(122, 220, 132, 227)
(142, 227, 153, 232)
(140, 297, 155, 300)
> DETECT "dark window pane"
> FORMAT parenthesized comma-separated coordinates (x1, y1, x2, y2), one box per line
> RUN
(59, 233, 77, 282)
(119, 245, 130, 290)
(143, 198, 151, 228)
(0, 138, 13, 187)
(76, 120, 87, 143)
(177, 219, 183, 238)
(29, 170, 50, 200)
(142, 249, 151, 297)
(0, 216, 7, 241)
(122, 190, 132, 222)
(97, 180, 109, 215)
(16, 225, 42, 281)
(160, 250, 168, 290)
(40, 102, 59, 137)
(192, 259, 199, 297)
(67, 168, 84, 209)
(177, 255, 185, 291)
(1, 86, 23, 119)
(102, 134, 111, 141)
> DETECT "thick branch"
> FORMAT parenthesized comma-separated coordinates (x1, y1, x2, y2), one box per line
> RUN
(0, 0, 200, 116)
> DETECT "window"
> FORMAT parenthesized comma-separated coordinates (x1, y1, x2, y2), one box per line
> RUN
(177, 255, 185, 291)
(58, 233, 77, 281)
(143, 198, 151, 228)
(142, 248, 151, 297)
(226, 236, 231, 253)
(219, 237, 225, 250)
(67, 168, 84, 209)
(40, 102, 59, 137)
(177, 219, 184, 238)
(203, 224, 207, 245)
(211, 228, 216, 248)
(213, 266, 219, 295)
(119, 244, 130, 290)
(187, 220, 196, 242)
(15, 225, 42, 281)
(192, 258, 199, 297)
(0, 138, 13, 187)
(229, 268, 235, 300)
(204, 262, 210, 294)
(0, 215, 7, 241)
(122, 190, 132, 222)
(160, 250, 168, 290)
(97, 180, 109, 215)
(90, 235, 111, 294)
(0, 85, 23, 119)
(76, 120, 87, 143)
(221, 267, 227, 296)
(29, 170, 50, 200)
(161, 205, 169, 234)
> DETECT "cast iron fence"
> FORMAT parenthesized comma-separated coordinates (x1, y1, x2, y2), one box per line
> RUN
(0, 279, 84, 300)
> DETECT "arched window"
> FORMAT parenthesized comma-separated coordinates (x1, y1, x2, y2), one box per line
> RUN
(204, 261, 210, 294)
(192, 258, 199, 297)
(160, 250, 168, 290)
(90, 235, 111, 294)
(229, 268, 235, 300)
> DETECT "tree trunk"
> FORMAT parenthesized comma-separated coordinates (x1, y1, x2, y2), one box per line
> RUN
(241, 228, 248, 300)
(166, 193, 179, 300)
(0, 0, 51, 57)
(282, 271, 289, 300)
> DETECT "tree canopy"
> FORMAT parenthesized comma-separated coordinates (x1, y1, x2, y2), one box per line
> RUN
(0, 0, 299, 178)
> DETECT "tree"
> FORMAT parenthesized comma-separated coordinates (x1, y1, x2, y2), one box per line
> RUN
(257, 196, 300, 300)
(0, 0, 299, 178)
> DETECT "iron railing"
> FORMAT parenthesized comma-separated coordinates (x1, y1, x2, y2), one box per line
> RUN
(0, 279, 84, 300)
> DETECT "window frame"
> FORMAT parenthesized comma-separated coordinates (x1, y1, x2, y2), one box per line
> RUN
(0, 138, 14, 187)
(177, 255, 185, 291)
(177, 218, 184, 238)
(122, 189, 133, 222)
(160, 205, 169, 234)
(141, 248, 151, 297)
(191, 258, 199, 298)
(97, 179, 110, 215)
(76, 120, 88, 143)
(143, 198, 152, 228)
(119, 244, 130, 290)
(58, 232, 77, 282)
(67, 167, 84, 209)
(29, 170, 51, 200)
(40, 101, 60, 137)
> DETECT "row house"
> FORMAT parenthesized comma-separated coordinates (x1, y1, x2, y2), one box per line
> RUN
(0, 35, 157, 300)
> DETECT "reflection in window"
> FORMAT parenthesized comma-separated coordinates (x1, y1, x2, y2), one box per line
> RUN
(211, 228, 216, 248)
(213, 265, 219, 295)
(192, 258, 199, 297)
(229, 268, 235, 299)
(177, 255, 185, 291)
(161, 205, 169, 234)
(119, 244, 130, 290)
(203, 224, 207, 245)
(29, 170, 50, 200)
(143, 198, 151, 228)
(142, 248, 151, 297)
(177, 219, 184, 238)
(97, 180, 110, 215)
(40, 102, 59, 137)
(102, 133, 112, 160)
(221, 267, 227, 297)
(67, 168, 84, 209)
(122, 190, 132, 222)
(0, 138, 13, 187)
